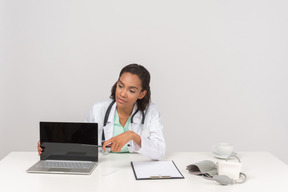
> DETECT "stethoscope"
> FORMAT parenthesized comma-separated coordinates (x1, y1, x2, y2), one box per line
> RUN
(101, 100, 145, 146)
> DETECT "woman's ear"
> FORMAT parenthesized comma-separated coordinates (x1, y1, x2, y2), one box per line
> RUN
(138, 90, 147, 100)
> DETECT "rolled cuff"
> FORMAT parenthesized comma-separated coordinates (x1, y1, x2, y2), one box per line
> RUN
(128, 136, 166, 160)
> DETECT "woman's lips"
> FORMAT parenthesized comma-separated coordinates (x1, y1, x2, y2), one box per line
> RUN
(117, 97, 126, 104)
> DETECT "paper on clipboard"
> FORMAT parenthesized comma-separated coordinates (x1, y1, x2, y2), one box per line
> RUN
(131, 160, 184, 180)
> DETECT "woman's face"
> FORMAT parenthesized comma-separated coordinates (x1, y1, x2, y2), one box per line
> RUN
(115, 72, 147, 112)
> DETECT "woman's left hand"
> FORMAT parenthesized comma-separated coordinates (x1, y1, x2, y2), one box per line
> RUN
(102, 131, 141, 152)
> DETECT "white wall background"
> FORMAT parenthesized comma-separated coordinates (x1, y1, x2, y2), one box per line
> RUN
(1, 0, 288, 163)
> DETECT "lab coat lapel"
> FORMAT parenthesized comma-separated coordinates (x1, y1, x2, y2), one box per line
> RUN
(129, 104, 142, 131)
(103, 102, 116, 141)
(130, 104, 150, 137)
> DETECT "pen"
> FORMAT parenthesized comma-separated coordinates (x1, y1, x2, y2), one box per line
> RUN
(150, 176, 171, 179)
(99, 144, 131, 148)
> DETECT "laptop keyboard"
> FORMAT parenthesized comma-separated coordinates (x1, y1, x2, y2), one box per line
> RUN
(38, 161, 94, 169)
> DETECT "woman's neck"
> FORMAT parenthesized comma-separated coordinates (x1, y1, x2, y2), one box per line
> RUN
(116, 105, 134, 117)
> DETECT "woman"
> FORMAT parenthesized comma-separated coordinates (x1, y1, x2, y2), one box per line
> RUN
(38, 64, 166, 160)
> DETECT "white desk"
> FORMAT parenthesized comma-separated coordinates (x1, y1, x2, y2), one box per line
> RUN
(0, 152, 288, 192)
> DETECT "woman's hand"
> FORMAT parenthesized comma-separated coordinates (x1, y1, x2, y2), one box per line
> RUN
(102, 131, 141, 152)
(37, 141, 42, 156)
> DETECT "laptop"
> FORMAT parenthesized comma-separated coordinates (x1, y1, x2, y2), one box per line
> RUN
(27, 122, 98, 175)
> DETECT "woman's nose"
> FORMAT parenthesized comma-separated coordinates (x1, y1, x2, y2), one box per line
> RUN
(120, 89, 127, 97)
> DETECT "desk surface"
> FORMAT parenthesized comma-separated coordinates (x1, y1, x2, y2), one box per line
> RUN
(0, 152, 288, 192)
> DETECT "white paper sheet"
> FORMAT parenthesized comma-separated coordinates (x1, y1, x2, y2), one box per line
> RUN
(131, 160, 184, 179)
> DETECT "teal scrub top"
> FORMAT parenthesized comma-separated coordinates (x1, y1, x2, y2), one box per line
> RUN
(113, 110, 131, 152)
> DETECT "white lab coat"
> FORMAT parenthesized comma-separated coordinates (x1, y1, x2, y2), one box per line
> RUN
(86, 99, 166, 160)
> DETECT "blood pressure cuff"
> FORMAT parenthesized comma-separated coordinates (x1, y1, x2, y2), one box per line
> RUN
(186, 160, 247, 185)
(186, 160, 218, 177)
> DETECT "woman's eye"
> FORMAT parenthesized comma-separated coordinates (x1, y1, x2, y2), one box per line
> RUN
(130, 90, 136, 93)
(118, 84, 123, 88)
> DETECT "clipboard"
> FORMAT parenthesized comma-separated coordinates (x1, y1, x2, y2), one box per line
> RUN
(131, 160, 184, 180)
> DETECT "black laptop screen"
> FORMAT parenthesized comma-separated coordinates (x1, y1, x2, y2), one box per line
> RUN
(40, 122, 98, 161)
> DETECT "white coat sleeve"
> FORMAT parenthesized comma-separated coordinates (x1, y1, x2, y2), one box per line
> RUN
(132, 104, 166, 160)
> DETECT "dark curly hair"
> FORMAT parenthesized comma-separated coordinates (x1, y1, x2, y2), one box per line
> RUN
(110, 64, 151, 112)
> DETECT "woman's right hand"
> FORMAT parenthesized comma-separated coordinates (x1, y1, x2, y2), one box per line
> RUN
(37, 141, 42, 156)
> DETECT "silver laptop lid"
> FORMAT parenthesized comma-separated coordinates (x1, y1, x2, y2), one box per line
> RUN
(40, 122, 98, 162)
